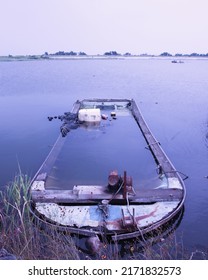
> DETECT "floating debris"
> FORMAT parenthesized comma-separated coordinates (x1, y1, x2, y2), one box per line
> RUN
(48, 112, 79, 137)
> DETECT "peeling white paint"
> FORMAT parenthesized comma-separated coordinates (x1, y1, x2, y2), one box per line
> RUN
(31, 181, 45, 191)
(168, 177, 183, 189)
(35, 200, 179, 231)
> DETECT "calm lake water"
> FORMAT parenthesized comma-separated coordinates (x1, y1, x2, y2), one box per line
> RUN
(1, 57, 208, 255)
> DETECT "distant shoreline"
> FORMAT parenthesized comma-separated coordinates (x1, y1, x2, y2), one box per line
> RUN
(1, 54, 208, 62)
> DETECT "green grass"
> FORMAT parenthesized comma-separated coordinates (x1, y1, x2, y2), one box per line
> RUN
(0, 174, 80, 260)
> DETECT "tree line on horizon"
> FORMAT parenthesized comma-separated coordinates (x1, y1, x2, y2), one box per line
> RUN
(45, 50, 208, 57)
(5, 51, 208, 58)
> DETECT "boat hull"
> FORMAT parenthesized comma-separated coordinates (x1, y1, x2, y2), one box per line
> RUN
(30, 99, 186, 241)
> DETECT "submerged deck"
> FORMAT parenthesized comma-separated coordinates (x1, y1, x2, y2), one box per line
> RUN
(35, 99, 164, 190)
(30, 98, 186, 240)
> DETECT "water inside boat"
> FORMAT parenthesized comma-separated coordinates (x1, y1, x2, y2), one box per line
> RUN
(42, 101, 164, 191)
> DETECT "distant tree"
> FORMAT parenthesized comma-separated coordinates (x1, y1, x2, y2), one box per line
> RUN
(124, 52, 131, 56)
(104, 51, 120, 56)
(190, 53, 199, 57)
(68, 51, 77, 56)
(160, 52, 172, 57)
(78, 52, 87, 56)
(55, 51, 65, 55)
(112, 51, 120, 56)
(175, 53, 183, 57)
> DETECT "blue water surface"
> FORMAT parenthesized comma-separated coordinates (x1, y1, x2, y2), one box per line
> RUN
(1, 57, 208, 253)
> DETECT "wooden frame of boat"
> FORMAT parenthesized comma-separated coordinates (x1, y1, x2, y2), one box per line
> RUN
(30, 99, 186, 241)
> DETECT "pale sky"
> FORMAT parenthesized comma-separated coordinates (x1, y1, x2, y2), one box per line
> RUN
(0, 0, 208, 56)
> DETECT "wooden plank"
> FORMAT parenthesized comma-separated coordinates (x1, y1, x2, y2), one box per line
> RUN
(36, 173, 47, 181)
(31, 101, 81, 183)
(71, 100, 81, 113)
(131, 100, 177, 177)
(31, 188, 182, 204)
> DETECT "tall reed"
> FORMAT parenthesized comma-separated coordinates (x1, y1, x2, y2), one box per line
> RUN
(0, 174, 79, 260)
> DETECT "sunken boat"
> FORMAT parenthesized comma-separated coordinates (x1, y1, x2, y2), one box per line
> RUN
(30, 99, 186, 241)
